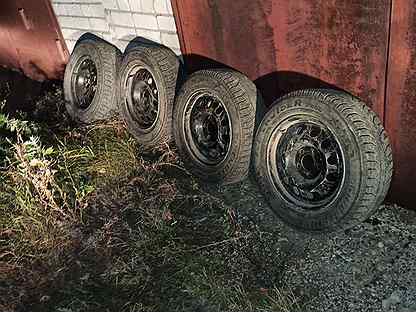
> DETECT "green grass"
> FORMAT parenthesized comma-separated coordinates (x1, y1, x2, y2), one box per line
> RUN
(0, 85, 303, 312)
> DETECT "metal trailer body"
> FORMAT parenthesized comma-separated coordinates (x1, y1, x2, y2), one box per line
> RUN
(0, 0, 415, 208)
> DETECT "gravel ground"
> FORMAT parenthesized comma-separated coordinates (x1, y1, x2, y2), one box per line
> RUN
(216, 179, 416, 312)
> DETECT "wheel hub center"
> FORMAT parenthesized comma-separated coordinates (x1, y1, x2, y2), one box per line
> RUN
(297, 146, 325, 179)
(73, 58, 97, 109)
(187, 95, 231, 165)
(193, 112, 220, 147)
(274, 121, 344, 208)
(126, 68, 159, 130)
(285, 144, 325, 187)
(132, 80, 152, 107)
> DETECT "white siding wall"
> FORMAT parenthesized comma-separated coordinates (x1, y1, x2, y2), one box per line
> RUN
(51, 0, 180, 55)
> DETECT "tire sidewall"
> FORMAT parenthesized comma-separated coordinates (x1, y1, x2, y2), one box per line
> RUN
(64, 41, 104, 123)
(174, 74, 244, 182)
(254, 96, 363, 231)
(119, 48, 170, 145)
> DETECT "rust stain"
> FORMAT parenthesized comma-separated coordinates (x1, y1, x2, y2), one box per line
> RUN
(270, 0, 390, 118)
(172, 0, 389, 115)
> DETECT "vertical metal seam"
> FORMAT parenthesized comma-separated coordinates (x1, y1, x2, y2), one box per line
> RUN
(171, 0, 188, 56)
(383, 0, 394, 127)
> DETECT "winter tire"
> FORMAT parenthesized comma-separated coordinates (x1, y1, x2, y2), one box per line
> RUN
(173, 69, 262, 184)
(64, 34, 121, 124)
(253, 89, 393, 232)
(119, 43, 180, 147)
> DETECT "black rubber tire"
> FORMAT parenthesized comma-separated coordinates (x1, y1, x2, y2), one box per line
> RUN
(64, 35, 121, 124)
(253, 89, 393, 232)
(173, 69, 261, 184)
(322, 90, 393, 210)
(118, 43, 180, 147)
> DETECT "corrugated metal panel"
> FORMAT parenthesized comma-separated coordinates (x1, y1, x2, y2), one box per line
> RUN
(0, 0, 69, 81)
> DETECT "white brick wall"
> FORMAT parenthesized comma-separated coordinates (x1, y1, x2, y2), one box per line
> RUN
(133, 14, 158, 30)
(51, 0, 180, 55)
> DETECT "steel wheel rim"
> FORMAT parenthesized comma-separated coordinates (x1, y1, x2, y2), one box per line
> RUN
(125, 66, 159, 131)
(72, 56, 98, 109)
(267, 117, 346, 209)
(184, 92, 232, 166)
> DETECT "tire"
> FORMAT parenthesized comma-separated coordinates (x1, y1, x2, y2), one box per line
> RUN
(322, 90, 393, 210)
(173, 69, 261, 184)
(64, 35, 122, 124)
(118, 43, 180, 147)
(253, 89, 393, 232)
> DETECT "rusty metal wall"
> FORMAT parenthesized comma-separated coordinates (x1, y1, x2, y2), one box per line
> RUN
(172, 0, 391, 117)
(385, 0, 416, 207)
(172, 0, 416, 207)
(0, 0, 69, 81)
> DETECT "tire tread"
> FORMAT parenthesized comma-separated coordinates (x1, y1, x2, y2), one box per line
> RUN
(253, 88, 393, 232)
